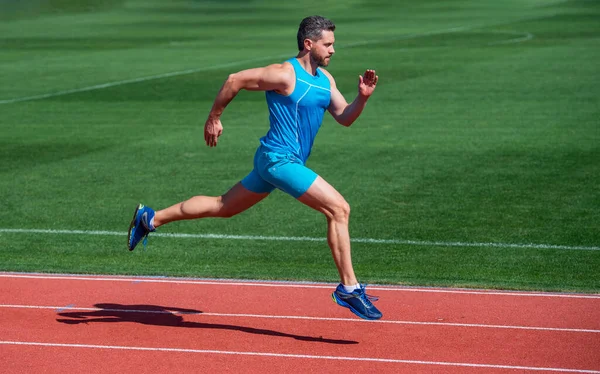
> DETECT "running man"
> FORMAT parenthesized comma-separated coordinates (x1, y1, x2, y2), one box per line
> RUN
(128, 15, 382, 320)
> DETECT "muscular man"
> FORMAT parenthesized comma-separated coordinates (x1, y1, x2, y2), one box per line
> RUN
(128, 15, 382, 320)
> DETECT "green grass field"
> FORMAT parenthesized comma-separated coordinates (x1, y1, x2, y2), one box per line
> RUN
(1, 0, 598, 292)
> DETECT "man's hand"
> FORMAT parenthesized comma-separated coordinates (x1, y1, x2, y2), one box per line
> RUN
(204, 116, 223, 147)
(358, 69, 378, 98)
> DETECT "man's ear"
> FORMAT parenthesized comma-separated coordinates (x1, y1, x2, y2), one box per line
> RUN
(304, 38, 313, 51)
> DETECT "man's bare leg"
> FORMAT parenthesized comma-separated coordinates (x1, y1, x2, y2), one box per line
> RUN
(298, 176, 382, 320)
(297, 176, 358, 286)
(153, 182, 270, 228)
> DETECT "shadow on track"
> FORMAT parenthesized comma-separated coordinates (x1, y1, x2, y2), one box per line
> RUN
(56, 303, 357, 345)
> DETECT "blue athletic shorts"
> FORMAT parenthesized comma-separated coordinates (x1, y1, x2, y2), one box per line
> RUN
(241, 146, 318, 198)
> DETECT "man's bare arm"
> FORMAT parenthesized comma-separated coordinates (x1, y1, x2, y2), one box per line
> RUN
(325, 69, 379, 127)
(204, 63, 294, 147)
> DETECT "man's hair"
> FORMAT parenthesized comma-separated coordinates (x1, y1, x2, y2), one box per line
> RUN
(297, 15, 336, 51)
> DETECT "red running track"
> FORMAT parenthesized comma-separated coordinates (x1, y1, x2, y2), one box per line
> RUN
(0, 272, 599, 373)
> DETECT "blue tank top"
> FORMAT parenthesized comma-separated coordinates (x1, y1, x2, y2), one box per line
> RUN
(259, 57, 331, 163)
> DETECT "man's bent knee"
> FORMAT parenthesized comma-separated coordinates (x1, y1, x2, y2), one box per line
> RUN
(298, 176, 351, 222)
(325, 199, 350, 223)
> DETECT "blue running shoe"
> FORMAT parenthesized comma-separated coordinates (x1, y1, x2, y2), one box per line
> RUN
(332, 284, 382, 320)
(127, 204, 155, 251)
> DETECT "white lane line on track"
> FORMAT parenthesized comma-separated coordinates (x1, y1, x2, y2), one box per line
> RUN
(3, 304, 598, 333)
(1, 341, 598, 373)
(1, 228, 598, 251)
(1, 272, 599, 299)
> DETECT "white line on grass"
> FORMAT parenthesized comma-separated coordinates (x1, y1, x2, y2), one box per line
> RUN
(0, 228, 598, 251)
(0, 55, 290, 105)
(488, 30, 535, 45)
(3, 304, 598, 333)
(0, 27, 463, 105)
(0, 13, 545, 106)
(533, 0, 571, 7)
(1, 273, 599, 299)
(1, 341, 598, 373)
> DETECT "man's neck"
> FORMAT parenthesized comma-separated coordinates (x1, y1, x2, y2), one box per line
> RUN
(295, 52, 318, 76)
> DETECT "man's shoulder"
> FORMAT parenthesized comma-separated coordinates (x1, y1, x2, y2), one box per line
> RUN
(263, 61, 295, 79)
(265, 61, 294, 71)
(318, 67, 335, 85)
(319, 67, 332, 76)
(259, 61, 295, 94)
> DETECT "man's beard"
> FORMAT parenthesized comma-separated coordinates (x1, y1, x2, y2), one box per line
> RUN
(310, 50, 331, 67)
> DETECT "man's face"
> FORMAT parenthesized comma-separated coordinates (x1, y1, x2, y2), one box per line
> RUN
(309, 30, 335, 67)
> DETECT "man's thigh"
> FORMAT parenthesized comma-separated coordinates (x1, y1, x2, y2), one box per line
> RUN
(256, 151, 318, 199)
(241, 169, 276, 194)
(296, 175, 346, 215)
(221, 181, 271, 216)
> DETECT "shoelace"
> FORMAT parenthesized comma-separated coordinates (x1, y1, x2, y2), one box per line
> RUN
(358, 284, 379, 303)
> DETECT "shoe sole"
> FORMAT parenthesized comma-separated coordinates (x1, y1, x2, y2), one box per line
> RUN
(331, 292, 381, 321)
(127, 204, 141, 251)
